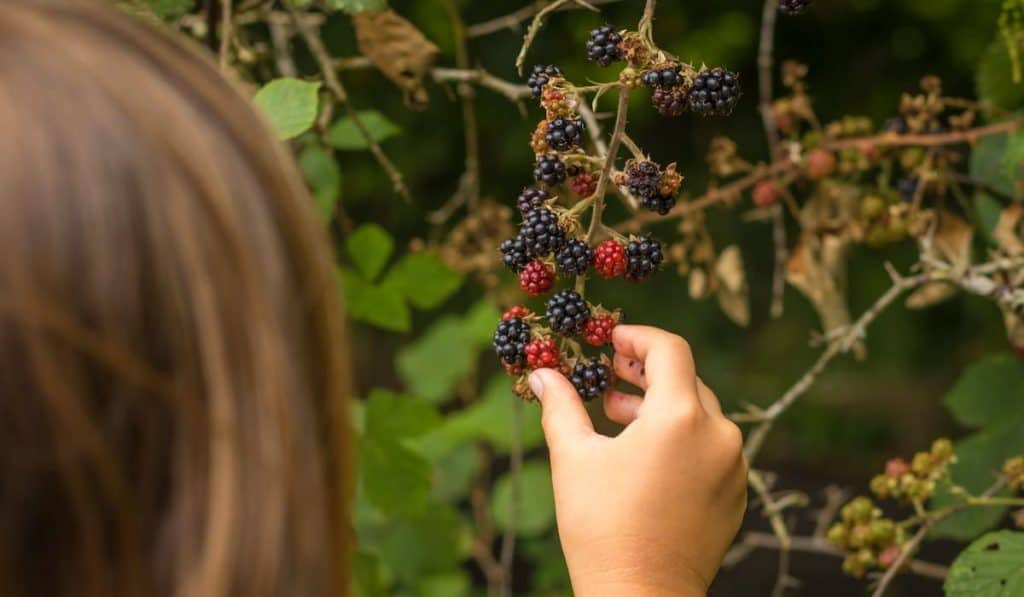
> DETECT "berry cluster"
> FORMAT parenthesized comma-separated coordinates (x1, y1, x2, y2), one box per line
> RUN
(492, 21, 740, 402)
(826, 497, 908, 579)
(778, 0, 813, 15)
(868, 438, 955, 502)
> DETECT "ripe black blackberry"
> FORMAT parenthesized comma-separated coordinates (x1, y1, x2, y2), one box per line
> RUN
(500, 236, 531, 273)
(585, 25, 623, 66)
(570, 358, 612, 401)
(898, 177, 919, 203)
(533, 154, 567, 185)
(641, 64, 684, 89)
(527, 64, 562, 97)
(555, 239, 593, 276)
(545, 118, 585, 152)
(519, 208, 567, 257)
(517, 187, 550, 214)
(545, 290, 590, 336)
(689, 68, 741, 117)
(493, 317, 532, 366)
(779, 0, 812, 15)
(624, 236, 664, 281)
(652, 86, 689, 117)
(640, 194, 676, 216)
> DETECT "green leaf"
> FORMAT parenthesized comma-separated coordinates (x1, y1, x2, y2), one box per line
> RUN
(252, 78, 320, 140)
(357, 504, 463, 584)
(327, 111, 401, 150)
(340, 268, 410, 332)
(352, 550, 387, 597)
(978, 39, 1024, 113)
(365, 388, 440, 439)
(396, 316, 475, 403)
(383, 252, 463, 310)
(347, 224, 394, 281)
(298, 145, 341, 221)
(428, 442, 477, 503)
(945, 531, 1024, 596)
(931, 417, 1024, 540)
(138, 0, 193, 18)
(463, 301, 502, 347)
(491, 461, 556, 538)
(944, 353, 1024, 428)
(416, 572, 470, 597)
(414, 376, 544, 459)
(326, 0, 388, 13)
(971, 133, 1017, 199)
(1004, 129, 1024, 195)
(360, 437, 432, 518)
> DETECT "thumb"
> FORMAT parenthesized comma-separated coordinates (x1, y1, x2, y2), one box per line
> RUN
(530, 368, 595, 453)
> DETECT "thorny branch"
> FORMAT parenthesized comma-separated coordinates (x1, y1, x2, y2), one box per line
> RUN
(515, 0, 601, 76)
(284, 2, 411, 201)
(468, 0, 623, 38)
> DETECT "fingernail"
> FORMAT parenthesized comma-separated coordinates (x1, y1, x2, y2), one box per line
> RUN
(528, 370, 545, 401)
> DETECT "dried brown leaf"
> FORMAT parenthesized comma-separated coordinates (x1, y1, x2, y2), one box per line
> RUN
(353, 9, 439, 110)
(715, 245, 749, 327)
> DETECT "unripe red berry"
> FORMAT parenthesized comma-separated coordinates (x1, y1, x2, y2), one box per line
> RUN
(752, 180, 780, 207)
(805, 148, 836, 180)
(884, 457, 910, 479)
(583, 315, 616, 346)
(525, 338, 561, 369)
(519, 260, 554, 296)
(592, 239, 627, 278)
(503, 305, 531, 321)
(877, 546, 902, 570)
(570, 172, 598, 197)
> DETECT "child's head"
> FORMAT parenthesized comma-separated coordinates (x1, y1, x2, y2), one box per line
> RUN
(0, 2, 350, 595)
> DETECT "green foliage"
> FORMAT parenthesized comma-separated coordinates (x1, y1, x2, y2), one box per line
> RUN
(138, 0, 193, 19)
(970, 133, 1018, 199)
(340, 225, 462, 332)
(298, 144, 342, 221)
(977, 39, 1024, 112)
(932, 354, 1024, 539)
(491, 461, 556, 538)
(326, 0, 388, 14)
(252, 78, 320, 140)
(945, 531, 1024, 596)
(327, 111, 401, 151)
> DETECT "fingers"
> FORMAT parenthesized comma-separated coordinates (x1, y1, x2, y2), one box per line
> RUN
(696, 377, 723, 416)
(603, 389, 643, 425)
(530, 368, 596, 454)
(613, 352, 647, 390)
(611, 325, 700, 411)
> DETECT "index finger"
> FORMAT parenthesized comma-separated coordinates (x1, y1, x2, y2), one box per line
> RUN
(611, 325, 701, 410)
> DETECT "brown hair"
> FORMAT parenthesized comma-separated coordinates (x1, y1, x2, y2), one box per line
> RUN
(0, 2, 351, 596)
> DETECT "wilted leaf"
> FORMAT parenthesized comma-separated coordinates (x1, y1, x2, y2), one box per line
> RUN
(689, 268, 712, 300)
(929, 212, 973, 273)
(993, 204, 1024, 256)
(252, 78, 320, 140)
(786, 233, 862, 357)
(327, 111, 401, 150)
(944, 530, 1024, 596)
(352, 9, 439, 109)
(906, 282, 959, 310)
(491, 462, 556, 538)
(714, 245, 749, 326)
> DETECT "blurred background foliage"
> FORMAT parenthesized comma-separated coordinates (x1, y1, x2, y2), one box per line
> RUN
(141, 0, 1024, 594)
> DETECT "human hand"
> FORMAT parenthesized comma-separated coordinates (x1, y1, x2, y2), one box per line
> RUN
(528, 325, 748, 596)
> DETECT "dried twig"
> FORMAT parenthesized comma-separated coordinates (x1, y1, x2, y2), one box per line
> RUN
(515, 0, 600, 76)
(218, 0, 232, 70)
(468, 0, 622, 38)
(284, 3, 411, 201)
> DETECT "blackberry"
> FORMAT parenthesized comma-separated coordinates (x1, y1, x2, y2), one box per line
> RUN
(493, 317, 532, 366)
(533, 154, 568, 185)
(624, 236, 664, 281)
(501, 236, 531, 273)
(545, 118, 585, 152)
(652, 86, 689, 117)
(898, 177, 918, 203)
(624, 160, 663, 199)
(517, 187, 550, 214)
(640, 194, 676, 216)
(883, 117, 908, 135)
(569, 358, 612, 401)
(527, 64, 562, 98)
(545, 289, 590, 336)
(689, 68, 741, 117)
(519, 208, 567, 257)
(641, 64, 684, 89)
(555, 239, 593, 276)
(585, 25, 623, 66)
(779, 0, 812, 15)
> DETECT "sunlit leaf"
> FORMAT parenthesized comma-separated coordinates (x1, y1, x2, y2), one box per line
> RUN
(346, 224, 394, 281)
(945, 531, 1024, 596)
(252, 78, 320, 140)
(396, 316, 475, 403)
(298, 145, 341, 221)
(491, 461, 556, 538)
(327, 110, 401, 150)
(383, 252, 463, 310)
(944, 353, 1024, 428)
(340, 268, 410, 332)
